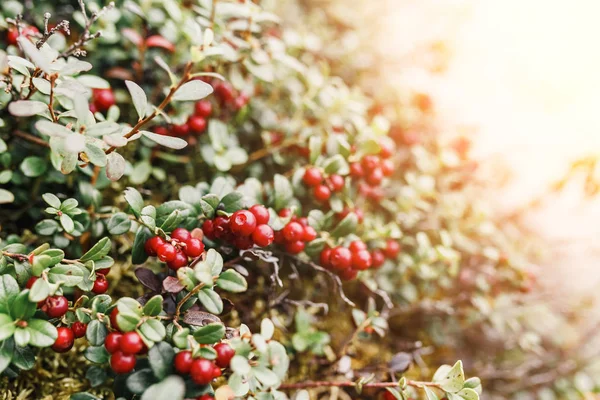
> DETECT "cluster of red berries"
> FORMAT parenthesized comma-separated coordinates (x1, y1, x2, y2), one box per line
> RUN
(213, 81, 249, 111)
(51, 320, 88, 353)
(6, 25, 39, 46)
(105, 328, 146, 374)
(174, 342, 235, 385)
(272, 209, 318, 254)
(90, 88, 116, 113)
(320, 239, 401, 281)
(302, 167, 345, 202)
(350, 142, 395, 200)
(202, 205, 275, 250)
(145, 228, 205, 270)
(154, 99, 212, 138)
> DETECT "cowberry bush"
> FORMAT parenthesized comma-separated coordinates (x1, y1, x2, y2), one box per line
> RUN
(0, 0, 590, 399)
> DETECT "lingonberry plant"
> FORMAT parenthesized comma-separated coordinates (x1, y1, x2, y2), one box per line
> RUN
(0, 0, 574, 399)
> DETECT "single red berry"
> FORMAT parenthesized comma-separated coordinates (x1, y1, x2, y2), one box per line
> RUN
(303, 168, 323, 187)
(350, 162, 364, 177)
(202, 219, 216, 240)
(285, 240, 305, 254)
(72, 321, 87, 338)
(358, 182, 372, 197)
(361, 155, 380, 172)
(145, 236, 165, 256)
(120, 332, 144, 355)
(249, 205, 270, 225)
(366, 168, 384, 187)
(110, 308, 121, 331)
(25, 276, 37, 289)
(212, 364, 222, 378)
(92, 88, 116, 112)
(51, 327, 74, 353)
(384, 240, 401, 259)
(105, 332, 123, 354)
(110, 351, 136, 374)
(252, 224, 275, 247)
(233, 93, 249, 110)
(43, 296, 69, 318)
(198, 395, 214, 400)
(154, 126, 169, 136)
(214, 343, 235, 368)
(371, 250, 386, 268)
(320, 248, 332, 268)
(273, 230, 285, 245)
(167, 250, 189, 270)
(298, 217, 309, 227)
(191, 359, 217, 385)
(214, 82, 235, 104)
(278, 208, 293, 218)
(382, 391, 397, 400)
(174, 350, 194, 374)
(381, 159, 394, 177)
(188, 116, 207, 134)
(195, 100, 213, 118)
(92, 274, 109, 294)
(329, 247, 352, 271)
(282, 222, 304, 242)
(171, 228, 192, 243)
(349, 241, 367, 253)
(313, 185, 331, 202)
(339, 268, 358, 281)
(172, 123, 190, 137)
(6, 27, 19, 46)
(157, 243, 177, 262)
(327, 174, 345, 192)
(229, 210, 257, 237)
(97, 268, 111, 275)
(352, 250, 373, 270)
(184, 238, 204, 258)
(213, 216, 231, 240)
(233, 235, 254, 250)
(379, 140, 395, 159)
(302, 226, 317, 242)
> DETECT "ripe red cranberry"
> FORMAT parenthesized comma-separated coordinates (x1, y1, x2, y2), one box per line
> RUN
(190, 358, 217, 385)
(25, 276, 37, 289)
(233, 235, 254, 250)
(145, 236, 165, 256)
(157, 243, 177, 262)
(278, 208, 293, 218)
(110, 308, 121, 331)
(214, 343, 235, 368)
(154, 126, 169, 136)
(188, 116, 207, 134)
(313, 185, 331, 202)
(172, 123, 190, 137)
(327, 174, 345, 192)
(8, 26, 39, 46)
(71, 321, 87, 338)
(97, 268, 111, 275)
(339, 268, 358, 281)
(273, 230, 285, 245)
(252, 224, 275, 247)
(285, 240, 305, 254)
(43, 296, 69, 318)
(282, 222, 304, 242)
(171, 228, 192, 243)
(92, 274, 109, 294)
(384, 240, 401, 259)
(351, 250, 373, 270)
(92, 88, 116, 112)
(366, 168, 384, 186)
(371, 250, 386, 268)
(184, 238, 204, 258)
(212, 364, 222, 378)
(214, 82, 235, 104)
(349, 241, 367, 253)
(120, 331, 144, 354)
(381, 159, 394, 177)
(213, 216, 231, 240)
(202, 219, 216, 240)
(194, 100, 213, 118)
(249, 205, 270, 225)
(379, 140, 395, 159)
(350, 162, 364, 177)
(298, 217, 309, 227)
(302, 168, 322, 187)
(198, 395, 214, 400)
(51, 327, 74, 353)
(361, 155, 380, 172)
(233, 93, 249, 110)
(302, 226, 317, 242)
(174, 350, 194, 374)
(110, 351, 136, 374)
(229, 210, 257, 237)
(329, 247, 352, 270)
(167, 250, 189, 270)
(320, 248, 332, 268)
(105, 332, 123, 354)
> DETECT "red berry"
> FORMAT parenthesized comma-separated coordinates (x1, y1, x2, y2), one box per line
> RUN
(298, 217, 309, 227)
(233, 235, 254, 250)
(302, 226, 317, 242)
(303, 168, 323, 187)
(349, 241, 367, 253)
(351, 250, 373, 270)
(361, 155, 380, 172)
(191, 359, 216, 385)
(278, 208, 293, 218)
(43, 296, 69, 318)
(174, 350, 194, 374)
(188, 116, 207, 134)
(252, 224, 275, 247)
(110, 351, 136, 374)
(329, 247, 352, 271)
(320, 248, 332, 268)
(213, 216, 231, 240)
(120, 332, 144, 355)
(92, 88, 116, 112)
(202, 219, 216, 240)
(92, 274, 109, 294)
(195, 100, 213, 118)
(212, 364, 222, 378)
(313, 185, 331, 202)
(171, 228, 192, 243)
(327, 174, 345, 192)
(145, 35, 175, 52)
(371, 250, 385, 268)
(105, 332, 123, 354)
(339, 268, 358, 281)
(51, 327, 74, 353)
(350, 162, 364, 177)
(110, 308, 121, 331)
(379, 140, 394, 159)
(154, 126, 169, 136)
(184, 238, 204, 258)
(366, 168, 384, 186)
(285, 240, 305, 254)
(215, 82, 235, 104)
(355, 209, 364, 224)
(72, 321, 87, 338)
(384, 240, 401, 259)
(97, 268, 111, 275)
(273, 230, 285, 245)
(167, 250, 189, 270)
(25, 276, 37, 289)
(145, 236, 165, 256)
(229, 210, 257, 237)
(172, 123, 190, 137)
(282, 222, 304, 242)
(198, 395, 214, 400)
(381, 159, 394, 177)
(214, 343, 235, 368)
(157, 243, 177, 262)
(249, 205, 270, 225)
(382, 391, 397, 400)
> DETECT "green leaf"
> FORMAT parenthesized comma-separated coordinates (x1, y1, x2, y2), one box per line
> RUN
(13, 328, 30, 347)
(36, 219, 60, 235)
(139, 319, 166, 342)
(0, 314, 15, 341)
(424, 387, 440, 400)
(172, 80, 213, 101)
(142, 131, 187, 150)
(0, 337, 14, 373)
(329, 212, 357, 238)
(205, 248, 223, 276)
(140, 375, 185, 400)
(85, 365, 108, 388)
(200, 194, 220, 219)
(106, 152, 126, 181)
(28, 278, 50, 302)
(216, 270, 248, 293)
(0, 189, 14, 205)
(116, 298, 143, 332)
(323, 154, 350, 175)
(172, 328, 190, 349)
(70, 393, 102, 400)
(20, 156, 47, 177)
(80, 237, 111, 262)
(86, 320, 108, 346)
(148, 341, 175, 380)
(84, 345, 110, 364)
(107, 212, 132, 235)
(85, 143, 107, 167)
(90, 294, 112, 314)
(126, 368, 157, 394)
(10, 291, 36, 321)
(273, 174, 293, 210)
(220, 191, 245, 213)
(60, 213, 75, 233)
(48, 264, 84, 287)
(26, 319, 58, 347)
(435, 360, 465, 393)
(124, 187, 144, 217)
(125, 80, 148, 119)
(0, 275, 19, 314)
(42, 193, 61, 208)
(9, 100, 48, 116)
(143, 295, 163, 317)
(197, 288, 223, 314)
(192, 322, 225, 344)
(132, 226, 153, 265)
(253, 366, 279, 387)
(12, 343, 35, 370)
(457, 388, 479, 400)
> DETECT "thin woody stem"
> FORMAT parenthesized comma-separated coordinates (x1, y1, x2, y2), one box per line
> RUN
(278, 380, 442, 390)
